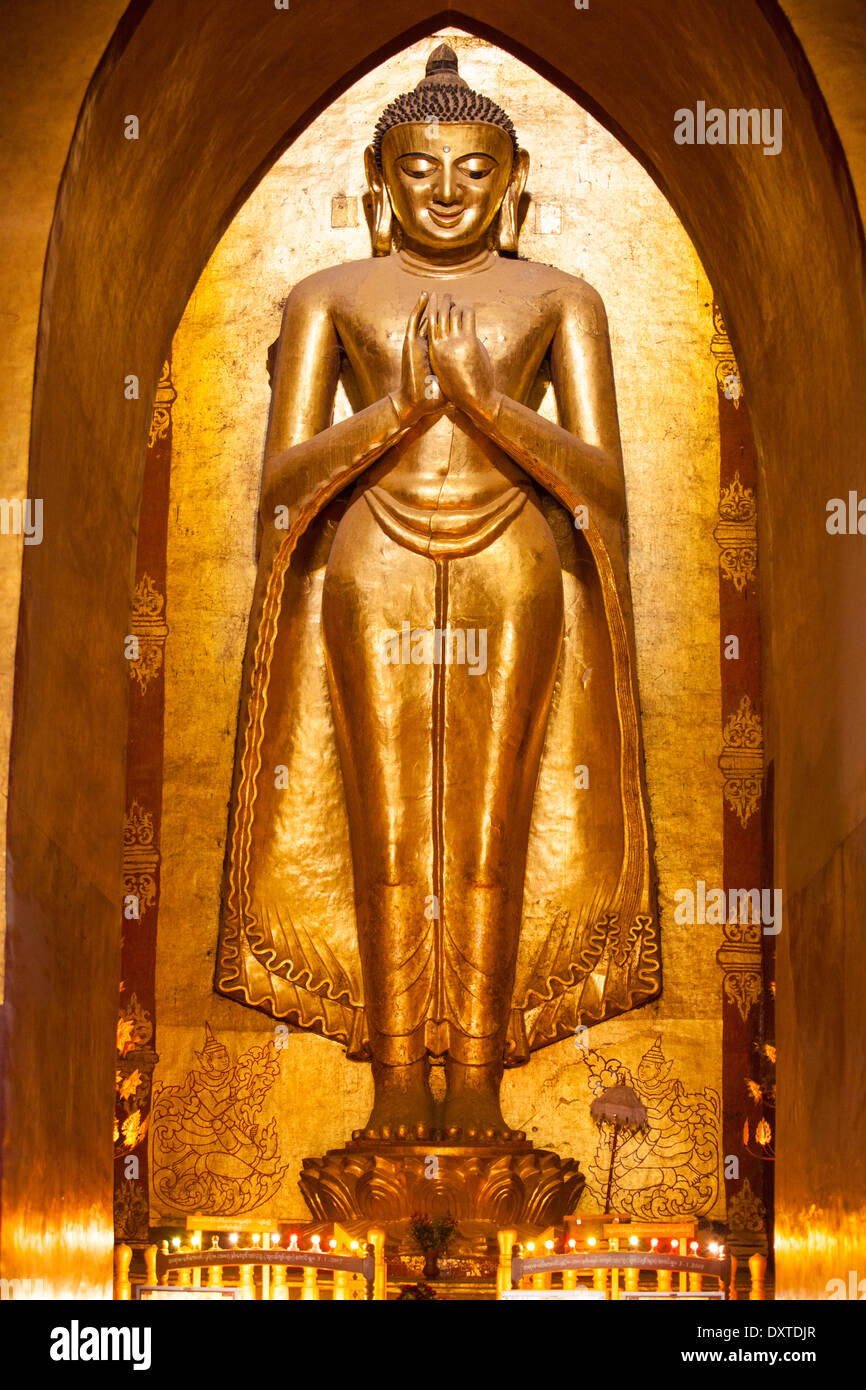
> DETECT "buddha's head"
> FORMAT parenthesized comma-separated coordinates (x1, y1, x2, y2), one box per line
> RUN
(365, 44, 529, 259)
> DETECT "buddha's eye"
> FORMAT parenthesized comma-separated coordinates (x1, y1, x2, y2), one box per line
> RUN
(398, 156, 437, 179)
(458, 157, 497, 180)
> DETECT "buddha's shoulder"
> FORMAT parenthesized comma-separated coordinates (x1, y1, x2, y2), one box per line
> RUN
(508, 258, 607, 314)
(283, 258, 386, 306)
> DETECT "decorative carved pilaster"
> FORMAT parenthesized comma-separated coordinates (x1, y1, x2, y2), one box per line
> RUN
(719, 695, 763, 829)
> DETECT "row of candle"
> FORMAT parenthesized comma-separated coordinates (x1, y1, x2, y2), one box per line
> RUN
(524, 1237, 726, 1256)
(163, 1233, 726, 1258)
(163, 1232, 360, 1255)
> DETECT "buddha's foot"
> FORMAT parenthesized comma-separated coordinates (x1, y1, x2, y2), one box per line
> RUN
(439, 1059, 524, 1142)
(352, 1062, 436, 1142)
(440, 1092, 524, 1144)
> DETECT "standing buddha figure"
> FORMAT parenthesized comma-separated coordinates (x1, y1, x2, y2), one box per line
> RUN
(217, 45, 659, 1148)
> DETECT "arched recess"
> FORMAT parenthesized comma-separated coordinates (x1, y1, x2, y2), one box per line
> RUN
(4, 0, 865, 1297)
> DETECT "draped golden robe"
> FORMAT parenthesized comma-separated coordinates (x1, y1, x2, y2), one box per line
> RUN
(215, 315, 660, 1068)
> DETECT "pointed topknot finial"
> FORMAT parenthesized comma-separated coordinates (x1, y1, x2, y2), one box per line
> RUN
(419, 42, 469, 90)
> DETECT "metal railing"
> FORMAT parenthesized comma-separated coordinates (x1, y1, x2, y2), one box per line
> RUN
(114, 1230, 387, 1301)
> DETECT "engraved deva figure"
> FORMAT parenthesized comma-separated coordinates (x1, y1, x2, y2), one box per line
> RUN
(151, 1026, 287, 1214)
(582, 1041, 720, 1218)
(217, 46, 659, 1144)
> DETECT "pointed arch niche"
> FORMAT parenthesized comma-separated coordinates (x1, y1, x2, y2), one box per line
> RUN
(116, 29, 768, 1253)
(7, 2, 865, 1299)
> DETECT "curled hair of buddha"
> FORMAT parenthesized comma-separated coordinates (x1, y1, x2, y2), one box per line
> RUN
(372, 44, 519, 168)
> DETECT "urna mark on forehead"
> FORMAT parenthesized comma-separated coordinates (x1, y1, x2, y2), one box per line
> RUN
(371, 42, 520, 170)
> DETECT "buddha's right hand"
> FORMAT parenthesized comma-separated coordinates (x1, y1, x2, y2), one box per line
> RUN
(389, 292, 443, 424)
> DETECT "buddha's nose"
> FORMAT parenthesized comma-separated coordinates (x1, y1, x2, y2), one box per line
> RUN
(434, 164, 458, 204)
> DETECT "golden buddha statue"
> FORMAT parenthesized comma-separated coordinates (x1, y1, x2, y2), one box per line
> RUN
(216, 46, 659, 1169)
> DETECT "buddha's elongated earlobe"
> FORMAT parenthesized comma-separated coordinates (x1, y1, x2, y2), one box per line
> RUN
(364, 145, 394, 256)
(496, 148, 530, 254)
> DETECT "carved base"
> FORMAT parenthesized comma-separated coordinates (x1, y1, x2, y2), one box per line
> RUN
(300, 1143, 585, 1225)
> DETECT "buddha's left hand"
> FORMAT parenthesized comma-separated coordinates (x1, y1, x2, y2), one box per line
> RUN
(426, 292, 501, 424)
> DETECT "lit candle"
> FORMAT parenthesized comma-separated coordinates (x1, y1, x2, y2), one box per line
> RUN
(526, 1242, 536, 1253)
(191, 1232, 201, 1250)
(567, 1239, 576, 1250)
(709, 1242, 719, 1256)
(311, 1235, 321, 1253)
(228, 1232, 239, 1247)
(252, 1232, 261, 1248)
(690, 1241, 699, 1254)
(671, 1239, 679, 1251)
(629, 1236, 639, 1248)
(211, 1236, 220, 1250)
(329, 1239, 337, 1250)
(588, 1237, 597, 1249)
(289, 1233, 299, 1251)
(544, 1240, 554, 1252)
(650, 1238, 659, 1250)
(271, 1235, 280, 1247)
(350, 1240, 359, 1252)
(171, 1237, 181, 1250)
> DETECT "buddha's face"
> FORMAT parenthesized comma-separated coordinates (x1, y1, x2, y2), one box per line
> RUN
(380, 122, 516, 255)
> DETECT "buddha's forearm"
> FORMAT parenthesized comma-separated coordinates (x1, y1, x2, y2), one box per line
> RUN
(475, 393, 626, 529)
(260, 391, 418, 527)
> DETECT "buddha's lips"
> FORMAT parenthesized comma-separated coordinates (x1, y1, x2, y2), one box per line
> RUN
(428, 207, 465, 226)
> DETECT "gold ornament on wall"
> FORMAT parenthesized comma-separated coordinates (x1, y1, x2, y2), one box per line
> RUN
(129, 574, 169, 695)
(114, 1182, 151, 1243)
(710, 304, 743, 407)
(714, 472, 757, 593)
(115, 988, 157, 1239)
(122, 800, 159, 919)
(722, 963, 763, 1022)
(719, 694, 763, 828)
(727, 1176, 767, 1232)
(117, 990, 154, 1058)
(148, 359, 177, 450)
(717, 905, 763, 1022)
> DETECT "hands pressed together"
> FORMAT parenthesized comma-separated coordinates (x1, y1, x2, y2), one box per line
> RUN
(392, 291, 502, 429)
